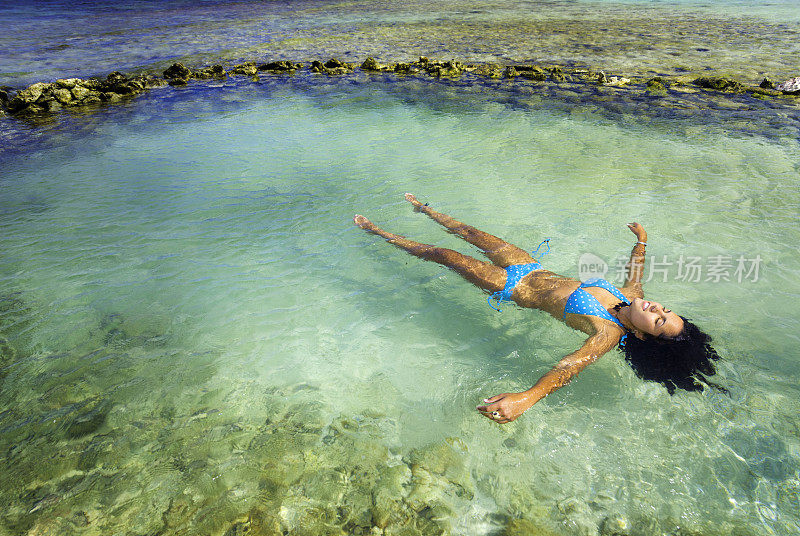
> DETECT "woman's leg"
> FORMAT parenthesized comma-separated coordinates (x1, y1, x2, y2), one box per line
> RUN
(354, 215, 506, 292)
(404, 194, 535, 267)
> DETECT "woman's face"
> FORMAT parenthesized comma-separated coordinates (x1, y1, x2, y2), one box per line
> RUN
(628, 298, 684, 338)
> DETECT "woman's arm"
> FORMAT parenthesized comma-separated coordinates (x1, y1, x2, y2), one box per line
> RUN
(476, 332, 619, 423)
(623, 222, 647, 290)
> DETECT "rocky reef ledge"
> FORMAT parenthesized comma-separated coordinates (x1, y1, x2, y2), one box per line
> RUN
(1, 57, 799, 122)
(0, 72, 166, 117)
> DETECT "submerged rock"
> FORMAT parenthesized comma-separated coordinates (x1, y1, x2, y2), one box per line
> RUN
(76, 434, 113, 470)
(311, 58, 355, 75)
(693, 76, 744, 92)
(161, 495, 197, 531)
(163, 62, 192, 79)
(548, 66, 567, 83)
(106, 71, 127, 84)
(599, 513, 631, 535)
(279, 494, 346, 536)
(596, 70, 628, 86)
(7, 82, 48, 112)
(400, 63, 422, 74)
(309, 60, 326, 73)
(103, 91, 122, 103)
(223, 518, 250, 536)
(646, 77, 666, 91)
(65, 397, 111, 438)
(4, 71, 161, 116)
(246, 509, 283, 536)
(371, 464, 413, 528)
(69, 85, 89, 100)
(472, 63, 504, 78)
(324, 58, 352, 70)
(259, 61, 301, 72)
(425, 60, 463, 77)
(402, 438, 474, 521)
(41, 98, 62, 112)
(361, 57, 386, 72)
(81, 78, 102, 90)
(515, 66, 548, 81)
(55, 78, 81, 89)
(394, 62, 417, 74)
(19, 82, 49, 103)
(503, 518, 561, 536)
(0, 335, 14, 387)
(605, 75, 630, 86)
(224, 510, 283, 536)
(80, 92, 103, 105)
(406, 438, 469, 484)
(776, 76, 800, 93)
(195, 64, 227, 79)
(231, 62, 258, 76)
(371, 488, 411, 529)
(0, 334, 16, 361)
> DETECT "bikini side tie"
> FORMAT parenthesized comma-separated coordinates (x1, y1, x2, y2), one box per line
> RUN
(487, 238, 552, 312)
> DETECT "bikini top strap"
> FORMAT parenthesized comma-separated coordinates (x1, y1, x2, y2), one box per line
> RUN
(580, 277, 627, 303)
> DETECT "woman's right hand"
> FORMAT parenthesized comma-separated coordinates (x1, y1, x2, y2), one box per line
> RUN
(627, 222, 647, 242)
(476, 391, 534, 424)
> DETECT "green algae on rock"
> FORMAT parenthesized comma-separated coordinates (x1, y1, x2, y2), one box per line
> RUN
(692, 77, 745, 93)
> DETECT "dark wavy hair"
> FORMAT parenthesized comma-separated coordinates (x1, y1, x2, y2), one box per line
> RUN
(619, 313, 726, 395)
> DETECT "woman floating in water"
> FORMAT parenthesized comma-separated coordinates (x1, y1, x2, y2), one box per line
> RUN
(354, 194, 723, 424)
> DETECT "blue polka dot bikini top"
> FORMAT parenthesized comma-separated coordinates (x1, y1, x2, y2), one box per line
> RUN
(562, 277, 628, 335)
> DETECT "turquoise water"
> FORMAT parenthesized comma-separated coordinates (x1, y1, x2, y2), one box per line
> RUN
(2, 77, 800, 535)
(2, 1, 800, 535)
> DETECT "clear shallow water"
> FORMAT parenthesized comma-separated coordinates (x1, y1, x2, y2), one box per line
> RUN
(1, 79, 799, 535)
(2, 0, 800, 88)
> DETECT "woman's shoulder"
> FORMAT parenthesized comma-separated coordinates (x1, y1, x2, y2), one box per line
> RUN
(620, 282, 644, 301)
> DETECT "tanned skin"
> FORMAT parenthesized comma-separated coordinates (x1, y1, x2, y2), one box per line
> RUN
(354, 194, 653, 424)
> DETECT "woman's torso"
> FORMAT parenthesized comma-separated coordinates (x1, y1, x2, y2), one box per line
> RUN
(511, 269, 642, 336)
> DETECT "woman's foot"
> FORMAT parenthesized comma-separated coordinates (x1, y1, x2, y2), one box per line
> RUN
(353, 214, 404, 241)
(353, 214, 375, 230)
(404, 193, 426, 212)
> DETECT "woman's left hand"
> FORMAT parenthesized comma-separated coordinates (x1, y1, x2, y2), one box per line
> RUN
(627, 222, 647, 242)
(476, 392, 532, 424)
